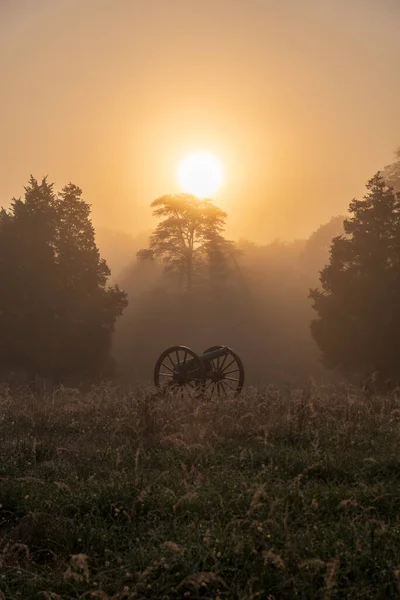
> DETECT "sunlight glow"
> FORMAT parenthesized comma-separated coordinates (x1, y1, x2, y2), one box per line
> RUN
(177, 151, 224, 198)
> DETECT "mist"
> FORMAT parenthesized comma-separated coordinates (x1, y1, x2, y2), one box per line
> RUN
(4, 3, 400, 597)
(108, 213, 345, 387)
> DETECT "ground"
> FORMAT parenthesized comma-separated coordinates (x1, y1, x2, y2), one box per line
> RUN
(1, 382, 400, 599)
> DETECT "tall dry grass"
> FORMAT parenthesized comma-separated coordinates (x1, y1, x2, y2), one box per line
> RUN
(1, 382, 400, 598)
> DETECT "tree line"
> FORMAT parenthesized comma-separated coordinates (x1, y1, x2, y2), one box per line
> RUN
(116, 149, 400, 388)
(2, 149, 400, 389)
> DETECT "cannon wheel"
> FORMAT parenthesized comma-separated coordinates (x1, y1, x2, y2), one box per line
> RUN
(202, 345, 244, 396)
(154, 345, 205, 391)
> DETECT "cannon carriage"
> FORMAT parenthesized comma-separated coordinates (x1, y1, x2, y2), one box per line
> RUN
(154, 345, 244, 396)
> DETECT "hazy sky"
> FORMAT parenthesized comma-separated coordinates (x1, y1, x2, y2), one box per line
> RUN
(1, 0, 400, 242)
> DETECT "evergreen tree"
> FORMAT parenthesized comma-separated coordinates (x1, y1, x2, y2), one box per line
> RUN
(309, 172, 400, 381)
(0, 177, 128, 383)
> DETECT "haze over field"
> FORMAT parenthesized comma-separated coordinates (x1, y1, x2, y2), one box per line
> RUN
(2, 0, 400, 243)
(5, 3, 400, 598)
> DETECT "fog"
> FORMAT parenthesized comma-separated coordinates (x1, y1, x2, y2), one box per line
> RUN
(2, 0, 400, 387)
(109, 214, 345, 386)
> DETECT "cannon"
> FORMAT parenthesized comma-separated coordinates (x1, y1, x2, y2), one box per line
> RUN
(154, 345, 244, 396)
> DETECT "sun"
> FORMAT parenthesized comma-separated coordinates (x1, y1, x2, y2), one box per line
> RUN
(177, 151, 224, 198)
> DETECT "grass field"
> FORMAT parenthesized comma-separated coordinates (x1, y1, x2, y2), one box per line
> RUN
(2, 382, 400, 599)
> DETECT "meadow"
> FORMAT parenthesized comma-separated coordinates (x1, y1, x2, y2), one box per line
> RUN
(1, 382, 400, 599)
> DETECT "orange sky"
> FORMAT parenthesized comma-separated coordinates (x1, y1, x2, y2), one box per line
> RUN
(1, 0, 400, 243)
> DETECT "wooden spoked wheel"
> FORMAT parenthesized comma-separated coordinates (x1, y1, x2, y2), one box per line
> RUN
(154, 345, 205, 392)
(202, 345, 244, 396)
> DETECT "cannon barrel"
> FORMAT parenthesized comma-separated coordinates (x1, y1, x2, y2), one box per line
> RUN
(198, 346, 228, 362)
(176, 346, 228, 372)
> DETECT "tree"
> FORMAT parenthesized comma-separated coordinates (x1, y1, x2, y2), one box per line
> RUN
(0, 176, 128, 383)
(384, 147, 400, 192)
(139, 194, 229, 291)
(299, 215, 345, 285)
(204, 234, 242, 291)
(309, 172, 400, 382)
(136, 248, 154, 262)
